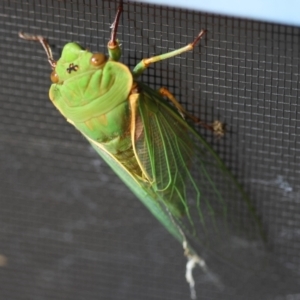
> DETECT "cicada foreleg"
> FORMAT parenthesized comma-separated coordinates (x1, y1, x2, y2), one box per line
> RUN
(107, 0, 123, 61)
(18, 32, 57, 69)
(132, 29, 207, 78)
(158, 87, 225, 136)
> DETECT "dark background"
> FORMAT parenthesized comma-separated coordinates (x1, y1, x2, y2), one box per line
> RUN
(0, 1, 299, 299)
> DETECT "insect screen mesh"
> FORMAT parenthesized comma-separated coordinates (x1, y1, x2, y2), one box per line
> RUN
(0, 1, 299, 299)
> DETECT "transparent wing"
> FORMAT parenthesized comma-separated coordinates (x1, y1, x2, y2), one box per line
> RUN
(133, 82, 266, 268)
(89, 141, 190, 247)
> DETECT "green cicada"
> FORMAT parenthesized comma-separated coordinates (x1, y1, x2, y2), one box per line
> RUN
(19, 2, 265, 299)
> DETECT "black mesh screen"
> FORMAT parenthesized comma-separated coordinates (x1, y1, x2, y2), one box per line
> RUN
(0, 1, 300, 299)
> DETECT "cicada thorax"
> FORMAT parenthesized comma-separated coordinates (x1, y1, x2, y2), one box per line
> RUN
(49, 45, 131, 140)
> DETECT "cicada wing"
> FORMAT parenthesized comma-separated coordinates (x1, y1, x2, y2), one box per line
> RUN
(88, 140, 190, 247)
(132, 82, 266, 269)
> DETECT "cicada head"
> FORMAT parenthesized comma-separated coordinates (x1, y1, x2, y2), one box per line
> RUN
(51, 42, 108, 84)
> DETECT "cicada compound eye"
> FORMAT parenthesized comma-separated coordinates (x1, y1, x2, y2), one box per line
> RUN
(50, 70, 59, 83)
(90, 53, 106, 67)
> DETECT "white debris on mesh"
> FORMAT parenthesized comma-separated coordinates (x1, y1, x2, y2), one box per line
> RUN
(164, 208, 223, 298)
(183, 241, 224, 299)
(184, 241, 207, 299)
(186, 255, 204, 299)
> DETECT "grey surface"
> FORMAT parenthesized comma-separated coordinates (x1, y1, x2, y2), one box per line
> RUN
(0, 1, 299, 299)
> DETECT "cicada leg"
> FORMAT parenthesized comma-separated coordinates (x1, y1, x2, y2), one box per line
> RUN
(158, 87, 226, 136)
(107, 0, 123, 61)
(18, 32, 56, 69)
(132, 29, 207, 78)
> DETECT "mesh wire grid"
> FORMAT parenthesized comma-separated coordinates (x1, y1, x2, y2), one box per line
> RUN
(0, 0, 300, 299)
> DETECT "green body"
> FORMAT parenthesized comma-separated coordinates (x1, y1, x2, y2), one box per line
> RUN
(47, 40, 264, 255)
(19, 29, 265, 273)
(50, 44, 132, 155)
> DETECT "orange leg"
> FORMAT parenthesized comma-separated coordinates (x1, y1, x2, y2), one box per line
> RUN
(158, 87, 225, 137)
